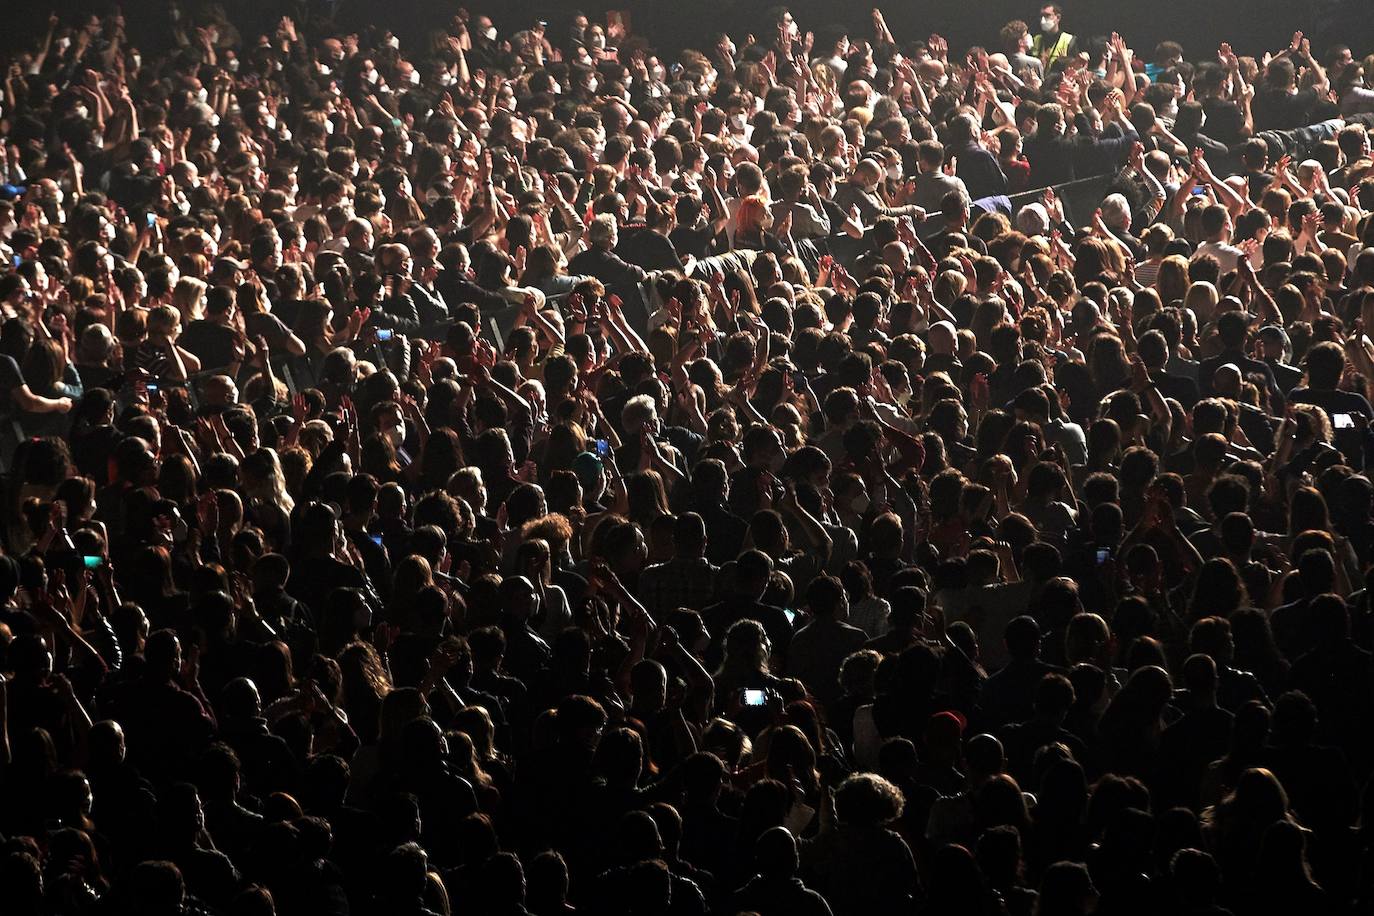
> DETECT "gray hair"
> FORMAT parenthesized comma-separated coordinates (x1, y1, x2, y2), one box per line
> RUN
(588, 213, 619, 248)
(1100, 193, 1131, 230)
(1015, 202, 1050, 236)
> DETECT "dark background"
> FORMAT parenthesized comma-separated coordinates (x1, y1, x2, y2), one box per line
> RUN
(5, 0, 1372, 70)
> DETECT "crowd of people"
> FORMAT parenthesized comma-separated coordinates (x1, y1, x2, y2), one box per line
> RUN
(7, 2, 1374, 914)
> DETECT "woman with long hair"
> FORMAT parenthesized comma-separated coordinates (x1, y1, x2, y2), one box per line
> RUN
(1202, 766, 1297, 896)
(338, 640, 392, 746)
(734, 194, 791, 258)
(625, 470, 671, 533)
(18, 335, 81, 430)
(239, 448, 294, 550)
(1096, 664, 1173, 778)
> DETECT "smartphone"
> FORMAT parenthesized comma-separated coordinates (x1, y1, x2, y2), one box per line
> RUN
(145, 212, 157, 228)
(375, 328, 394, 341)
(742, 688, 768, 707)
(1334, 412, 1356, 429)
(83, 555, 105, 569)
(782, 607, 797, 624)
(146, 382, 159, 393)
(594, 438, 611, 458)
(369, 534, 384, 547)
(1190, 186, 1207, 196)
(1095, 548, 1111, 566)
(11, 254, 20, 268)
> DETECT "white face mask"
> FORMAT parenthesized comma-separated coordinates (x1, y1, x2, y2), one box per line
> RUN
(482, 27, 497, 41)
(263, 114, 277, 131)
(364, 68, 379, 85)
(409, 70, 420, 86)
(131, 53, 142, 69)
(886, 165, 901, 181)
(386, 35, 400, 49)
(1041, 16, 1056, 32)
(196, 88, 209, 103)
(74, 105, 89, 120)
(227, 57, 239, 72)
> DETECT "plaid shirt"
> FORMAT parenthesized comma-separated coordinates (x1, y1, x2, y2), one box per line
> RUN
(638, 557, 719, 618)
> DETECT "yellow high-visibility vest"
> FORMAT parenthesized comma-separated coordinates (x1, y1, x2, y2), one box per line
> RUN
(1032, 31, 1075, 67)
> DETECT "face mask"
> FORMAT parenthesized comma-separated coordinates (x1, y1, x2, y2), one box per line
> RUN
(386, 35, 400, 49)
(227, 57, 238, 72)
(439, 71, 456, 86)
(482, 27, 497, 41)
(131, 53, 141, 69)
(263, 114, 277, 131)
(57, 36, 71, 52)
(1041, 16, 1056, 32)
(409, 70, 421, 86)
(318, 63, 333, 76)
(364, 69, 379, 85)
(196, 88, 209, 103)
(886, 165, 900, 180)
(74, 105, 89, 120)
(384, 421, 406, 447)
(850, 493, 871, 514)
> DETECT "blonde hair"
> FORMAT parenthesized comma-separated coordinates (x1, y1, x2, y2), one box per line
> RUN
(171, 277, 208, 324)
(146, 304, 181, 337)
(1184, 281, 1220, 324)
